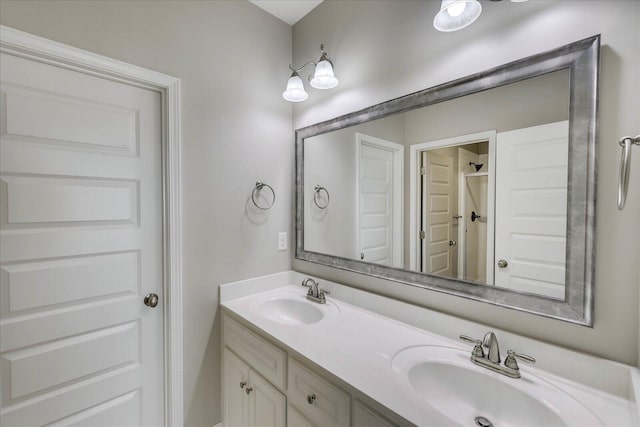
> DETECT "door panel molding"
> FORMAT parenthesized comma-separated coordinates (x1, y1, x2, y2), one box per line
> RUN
(0, 25, 184, 426)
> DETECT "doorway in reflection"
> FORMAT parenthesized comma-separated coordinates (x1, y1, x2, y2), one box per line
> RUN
(420, 141, 491, 285)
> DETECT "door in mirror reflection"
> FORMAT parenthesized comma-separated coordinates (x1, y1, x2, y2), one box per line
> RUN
(494, 121, 568, 299)
(419, 140, 490, 284)
(356, 133, 404, 267)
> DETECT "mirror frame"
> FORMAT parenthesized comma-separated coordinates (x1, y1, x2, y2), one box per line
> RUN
(295, 35, 599, 326)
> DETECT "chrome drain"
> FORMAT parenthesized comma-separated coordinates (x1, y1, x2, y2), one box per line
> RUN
(475, 416, 493, 427)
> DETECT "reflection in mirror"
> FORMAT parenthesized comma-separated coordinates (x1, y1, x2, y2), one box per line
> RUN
(304, 69, 570, 299)
(421, 141, 490, 284)
(296, 36, 598, 325)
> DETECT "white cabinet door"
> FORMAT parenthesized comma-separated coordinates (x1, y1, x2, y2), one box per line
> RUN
(224, 315, 287, 390)
(223, 349, 250, 427)
(0, 51, 163, 426)
(248, 369, 286, 427)
(223, 348, 285, 427)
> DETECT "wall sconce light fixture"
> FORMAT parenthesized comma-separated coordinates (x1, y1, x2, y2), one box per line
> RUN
(283, 44, 338, 103)
(434, 0, 528, 33)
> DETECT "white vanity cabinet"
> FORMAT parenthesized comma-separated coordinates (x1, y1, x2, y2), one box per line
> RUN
(222, 312, 412, 427)
(286, 405, 314, 427)
(223, 348, 286, 427)
(352, 400, 398, 427)
(222, 315, 287, 427)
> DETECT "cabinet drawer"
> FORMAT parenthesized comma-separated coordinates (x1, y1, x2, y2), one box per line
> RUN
(353, 400, 398, 427)
(288, 358, 350, 427)
(287, 405, 314, 427)
(223, 314, 287, 390)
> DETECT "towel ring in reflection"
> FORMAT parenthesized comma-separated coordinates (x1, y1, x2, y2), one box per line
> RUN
(251, 181, 275, 210)
(313, 185, 330, 209)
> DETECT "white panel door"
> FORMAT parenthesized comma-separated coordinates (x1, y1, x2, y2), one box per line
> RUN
(422, 151, 454, 276)
(0, 52, 163, 425)
(357, 134, 403, 267)
(494, 121, 569, 299)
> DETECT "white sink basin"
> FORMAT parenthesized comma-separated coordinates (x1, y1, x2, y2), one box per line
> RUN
(257, 294, 339, 325)
(392, 346, 603, 427)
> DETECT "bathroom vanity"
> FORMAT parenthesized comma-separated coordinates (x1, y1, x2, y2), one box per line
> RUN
(220, 271, 639, 427)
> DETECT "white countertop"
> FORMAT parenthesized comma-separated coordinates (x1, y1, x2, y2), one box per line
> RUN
(220, 276, 638, 426)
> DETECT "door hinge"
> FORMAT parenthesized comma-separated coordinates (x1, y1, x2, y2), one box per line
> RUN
(420, 230, 426, 239)
(420, 167, 426, 176)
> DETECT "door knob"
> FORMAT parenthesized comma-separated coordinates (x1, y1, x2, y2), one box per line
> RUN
(497, 259, 508, 269)
(144, 293, 159, 308)
(449, 240, 457, 246)
(360, 252, 364, 260)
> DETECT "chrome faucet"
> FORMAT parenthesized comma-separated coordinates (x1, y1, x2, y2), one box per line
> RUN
(483, 331, 501, 364)
(301, 278, 330, 304)
(460, 332, 535, 379)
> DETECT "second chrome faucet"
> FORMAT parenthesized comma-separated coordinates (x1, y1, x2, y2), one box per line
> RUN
(460, 332, 536, 379)
(301, 277, 330, 304)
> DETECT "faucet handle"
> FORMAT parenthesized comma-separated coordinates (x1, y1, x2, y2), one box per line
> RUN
(459, 335, 481, 345)
(504, 349, 536, 369)
(316, 288, 330, 303)
(459, 335, 485, 358)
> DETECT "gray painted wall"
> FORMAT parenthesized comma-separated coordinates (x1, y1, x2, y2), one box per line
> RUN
(292, 0, 640, 366)
(0, 1, 292, 425)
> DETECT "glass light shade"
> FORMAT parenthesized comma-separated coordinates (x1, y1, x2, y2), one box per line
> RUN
(433, 0, 482, 32)
(310, 60, 339, 90)
(282, 73, 308, 102)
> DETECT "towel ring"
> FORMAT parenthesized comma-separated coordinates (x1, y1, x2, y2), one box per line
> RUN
(252, 181, 275, 210)
(313, 185, 330, 209)
(618, 135, 640, 210)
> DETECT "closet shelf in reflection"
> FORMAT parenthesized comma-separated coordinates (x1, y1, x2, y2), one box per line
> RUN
(465, 172, 489, 177)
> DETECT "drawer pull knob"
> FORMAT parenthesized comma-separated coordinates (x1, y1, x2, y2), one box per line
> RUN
(240, 381, 247, 389)
(307, 393, 316, 404)
(245, 386, 253, 395)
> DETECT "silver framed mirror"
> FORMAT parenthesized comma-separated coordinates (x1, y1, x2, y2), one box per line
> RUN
(295, 35, 599, 326)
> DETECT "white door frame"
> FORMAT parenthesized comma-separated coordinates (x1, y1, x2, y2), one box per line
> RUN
(355, 132, 404, 267)
(408, 130, 496, 274)
(0, 25, 184, 426)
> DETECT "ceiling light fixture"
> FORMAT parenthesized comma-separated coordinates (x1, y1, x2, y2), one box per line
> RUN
(434, 0, 482, 32)
(434, 0, 528, 33)
(283, 44, 338, 103)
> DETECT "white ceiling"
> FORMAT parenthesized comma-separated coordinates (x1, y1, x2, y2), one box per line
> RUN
(249, 0, 323, 26)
